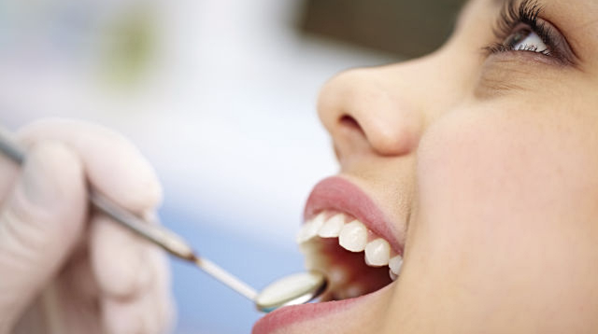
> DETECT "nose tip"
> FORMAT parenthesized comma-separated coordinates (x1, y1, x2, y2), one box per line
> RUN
(317, 68, 423, 157)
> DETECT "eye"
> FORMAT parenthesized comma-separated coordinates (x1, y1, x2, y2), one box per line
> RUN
(504, 26, 550, 55)
(483, 0, 576, 65)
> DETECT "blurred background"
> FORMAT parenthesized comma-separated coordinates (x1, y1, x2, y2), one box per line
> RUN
(0, 0, 462, 332)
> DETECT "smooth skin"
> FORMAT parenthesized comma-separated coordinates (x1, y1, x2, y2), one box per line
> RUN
(2, 0, 598, 333)
(280, 0, 598, 332)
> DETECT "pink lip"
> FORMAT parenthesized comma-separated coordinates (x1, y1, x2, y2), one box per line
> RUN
(303, 176, 402, 253)
(252, 176, 403, 334)
(252, 297, 361, 334)
(252, 284, 392, 334)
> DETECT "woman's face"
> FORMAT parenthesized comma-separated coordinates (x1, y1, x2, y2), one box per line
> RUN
(254, 0, 598, 333)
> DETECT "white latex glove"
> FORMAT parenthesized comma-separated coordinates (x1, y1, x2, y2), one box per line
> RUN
(0, 119, 175, 334)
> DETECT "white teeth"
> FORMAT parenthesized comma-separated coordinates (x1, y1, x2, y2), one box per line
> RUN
(327, 265, 350, 285)
(342, 283, 364, 299)
(317, 213, 345, 238)
(339, 220, 368, 252)
(364, 238, 391, 267)
(295, 224, 311, 243)
(389, 255, 403, 276)
(296, 212, 327, 243)
(298, 212, 404, 288)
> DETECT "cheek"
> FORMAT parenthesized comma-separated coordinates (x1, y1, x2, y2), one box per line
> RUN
(420, 111, 554, 222)
(416, 107, 598, 229)
(417, 106, 598, 220)
(411, 106, 598, 300)
(405, 110, 598, 326)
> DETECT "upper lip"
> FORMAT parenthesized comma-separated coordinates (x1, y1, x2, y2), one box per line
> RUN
(303, 176, 404, 255)
(253, 176, 403, 334)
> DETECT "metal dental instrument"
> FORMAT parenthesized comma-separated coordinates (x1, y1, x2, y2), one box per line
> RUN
(0, 125, 327, 313)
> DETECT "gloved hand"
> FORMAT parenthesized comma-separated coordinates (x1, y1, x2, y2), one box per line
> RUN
(0, 119, 175, 334)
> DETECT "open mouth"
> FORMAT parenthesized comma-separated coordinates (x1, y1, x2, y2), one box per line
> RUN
(297, 210, 403, 301)
(252, 176, 407, 334)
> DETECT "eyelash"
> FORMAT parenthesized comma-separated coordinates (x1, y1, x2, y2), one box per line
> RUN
(484, 0, 569, 63)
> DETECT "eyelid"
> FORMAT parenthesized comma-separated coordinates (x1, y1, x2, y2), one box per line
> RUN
(531, 17, 577, 65)
(537, 18, 578, 66)
(485, 0, 578, 66)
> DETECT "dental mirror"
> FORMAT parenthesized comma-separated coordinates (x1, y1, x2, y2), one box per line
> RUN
(255, 271, 327, 312)
(0, 126, 328, 313)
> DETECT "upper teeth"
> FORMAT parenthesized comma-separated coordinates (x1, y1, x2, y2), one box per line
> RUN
(297, 211, 403, 281)
(339, 220, 368, 252)
(317, 213, 344, 238)
(364, 238, 391, 266)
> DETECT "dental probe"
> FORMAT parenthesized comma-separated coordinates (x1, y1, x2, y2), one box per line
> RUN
(0, 126, 327, 313)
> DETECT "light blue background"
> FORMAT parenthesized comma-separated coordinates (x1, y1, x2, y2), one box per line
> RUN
(162, 203, 305, 333)
(0, 0, 397, 332)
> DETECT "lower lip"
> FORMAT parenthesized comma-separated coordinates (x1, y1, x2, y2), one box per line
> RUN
(251, 299, 359, 334)
(252, 284, 391, 334)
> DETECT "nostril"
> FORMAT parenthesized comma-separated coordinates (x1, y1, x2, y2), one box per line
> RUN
(339, 115, 365, 136)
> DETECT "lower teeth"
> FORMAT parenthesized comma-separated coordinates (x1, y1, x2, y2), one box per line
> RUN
(328, 265, 350, 285)
(300, 236, 397, 300)
(299, 211, 404, 287)
(342, 283, 364, 299)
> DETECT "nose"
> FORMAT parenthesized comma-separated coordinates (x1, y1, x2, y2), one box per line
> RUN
(317, 66, 424, 159)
